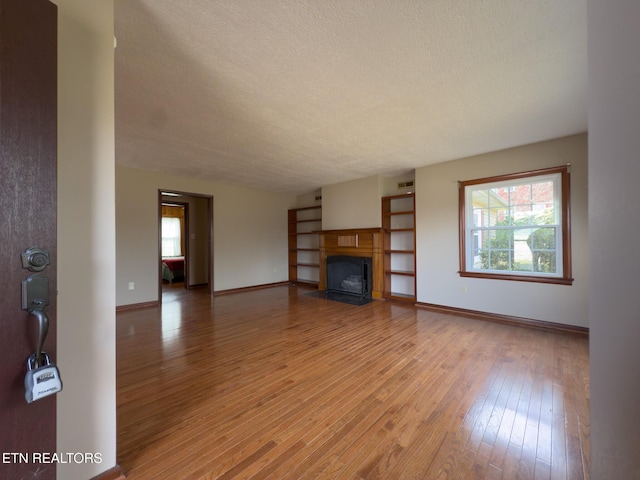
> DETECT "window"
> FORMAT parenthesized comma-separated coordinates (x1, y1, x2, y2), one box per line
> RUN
(161, 217, 182, 257)
(459, 165, 572, 285)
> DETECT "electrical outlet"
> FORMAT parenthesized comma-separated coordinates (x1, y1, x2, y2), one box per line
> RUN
(128, 282, 135, 290)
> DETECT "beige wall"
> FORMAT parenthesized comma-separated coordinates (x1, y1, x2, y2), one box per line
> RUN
(295, 189, 322, 209)
(381, 171, 415, 197)
(53, 0, 116, 478)
(588, 0, 640, 476)
(116, 166, 296, 305)
(296, 170, 415, 212)
(321, 175, 383, 230)
(318, 172, 416, 226)
(415, 134, 588, 327)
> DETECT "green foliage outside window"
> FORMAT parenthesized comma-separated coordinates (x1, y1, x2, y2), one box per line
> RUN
(479, 210, 556, 273)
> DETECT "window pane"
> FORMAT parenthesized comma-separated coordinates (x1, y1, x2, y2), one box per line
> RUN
(489, 207, 509, 226)
(489, 250, 511, 271)
(512, 258, 533, 271)
(530, 227, 556, 250)
(511, 184, 531, 205)
(511, 204, 557, 226)
(474, 249, 485, 269)
(531, 206, 555, 225)
(532, 180, 554, 203)
(487, 229, 512, 250)
(513, 228, 533, 271)
(472, 190, 489, 207)
(472, 208, 487, 227)
(533, 251, 556, 273)
(490, 187, 509, 205)
(471, 230, 481, 256)
(512, 205, 534, 225)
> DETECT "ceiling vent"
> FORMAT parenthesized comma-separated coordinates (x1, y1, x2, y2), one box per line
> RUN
(397, 180, 414, 189)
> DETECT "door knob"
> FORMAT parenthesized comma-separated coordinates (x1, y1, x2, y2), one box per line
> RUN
(21, 247, 50, 272)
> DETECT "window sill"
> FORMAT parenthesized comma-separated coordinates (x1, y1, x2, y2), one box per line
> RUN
(459, 271, 574, 285)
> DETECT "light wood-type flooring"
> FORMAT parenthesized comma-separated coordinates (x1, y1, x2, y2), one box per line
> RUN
(117, 286, 590, 479)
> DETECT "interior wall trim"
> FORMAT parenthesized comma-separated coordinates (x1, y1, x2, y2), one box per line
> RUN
(214, 281, 290, 296)
(115, 301, 159, 312)
(90, 464, 126, 480)
(289, 280, 319, 289)
(415, 302, 589, 337)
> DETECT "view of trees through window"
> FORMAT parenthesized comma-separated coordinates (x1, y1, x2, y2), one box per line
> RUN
(460, 165, 572, 284)
(471, 181, 557, 274)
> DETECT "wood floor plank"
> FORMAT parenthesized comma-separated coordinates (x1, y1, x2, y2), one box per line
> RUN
(550, 382, 568, 480)
(369, 325, 511, 478)
(116, 286, 589, 479)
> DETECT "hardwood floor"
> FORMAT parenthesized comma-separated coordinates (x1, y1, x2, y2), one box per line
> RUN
(117, 286, 590, 479)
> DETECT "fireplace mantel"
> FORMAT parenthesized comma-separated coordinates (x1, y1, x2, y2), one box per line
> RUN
(316, 228, 384, 299)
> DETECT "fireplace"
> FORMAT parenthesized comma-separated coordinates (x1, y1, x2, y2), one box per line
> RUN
(316, 228, 383, 301)
(326, 255, 372, 302)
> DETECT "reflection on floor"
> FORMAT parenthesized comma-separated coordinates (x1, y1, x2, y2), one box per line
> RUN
(117, 285, 590, 479)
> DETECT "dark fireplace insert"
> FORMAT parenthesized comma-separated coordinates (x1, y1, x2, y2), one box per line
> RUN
(325, 255, 372, 304)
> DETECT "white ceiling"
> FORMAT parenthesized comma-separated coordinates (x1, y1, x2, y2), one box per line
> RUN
(114, 0, 587, 194)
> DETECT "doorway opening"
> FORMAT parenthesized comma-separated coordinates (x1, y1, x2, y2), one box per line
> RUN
(161, 201, 188, 290)
(158, 190, 213, 300)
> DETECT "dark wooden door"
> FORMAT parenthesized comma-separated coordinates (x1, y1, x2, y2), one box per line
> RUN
(0, 1, 58, 479)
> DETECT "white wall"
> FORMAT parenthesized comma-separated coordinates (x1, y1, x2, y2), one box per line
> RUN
(322, 175, 383, 230)
(116, 166, 296, 305)
(53, 0, 116, 478)
(381, 171, 415, 197)
(295, 189, 322, 209)
(588, 0, 640, 477)
(415, 134, 588, 327)
(319, 172, 415, 228)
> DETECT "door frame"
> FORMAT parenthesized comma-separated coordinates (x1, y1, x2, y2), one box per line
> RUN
(158, 190, 214, 300)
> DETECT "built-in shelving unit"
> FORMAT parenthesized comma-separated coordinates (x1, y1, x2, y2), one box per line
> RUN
(288, 205, 322, 285)
(382, 193, 416, 301)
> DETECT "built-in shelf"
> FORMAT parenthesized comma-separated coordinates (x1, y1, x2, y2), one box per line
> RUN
(382, 193, 416, 302)
(288, 205, 322, 286)
(386, 269, 415, 276)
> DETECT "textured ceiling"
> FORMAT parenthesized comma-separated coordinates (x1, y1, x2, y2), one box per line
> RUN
(114, 0, 587, 194)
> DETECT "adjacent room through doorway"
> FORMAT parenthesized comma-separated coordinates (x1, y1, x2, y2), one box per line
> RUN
(158, 190, 214, 300)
